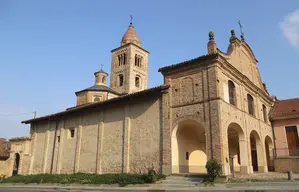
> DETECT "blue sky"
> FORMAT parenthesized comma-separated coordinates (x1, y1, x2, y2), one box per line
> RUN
(0, 0, 299, 139)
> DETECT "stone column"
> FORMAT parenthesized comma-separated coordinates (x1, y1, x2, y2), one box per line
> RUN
(239, 138, 250, 174)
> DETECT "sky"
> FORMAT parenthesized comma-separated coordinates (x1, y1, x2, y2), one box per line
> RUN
(0, 0, 299, 139)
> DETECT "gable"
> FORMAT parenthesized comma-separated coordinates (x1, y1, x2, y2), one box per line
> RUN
(223, 41, 264, 90)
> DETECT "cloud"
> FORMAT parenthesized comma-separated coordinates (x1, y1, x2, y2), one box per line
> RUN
(280, 9, 299, 48)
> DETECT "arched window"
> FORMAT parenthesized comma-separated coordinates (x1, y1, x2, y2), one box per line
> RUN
(119, 74, 124, 87)
(135, 76, 140, 87)
(123, 53, 126, 65)
(247, 94, 254, 116)
(228, 80, 236, 106)
(102, 76, 106, 84)
(263, 104, 267, 122)
(118, 55, 121, 66)
(135, 54, 138, 66)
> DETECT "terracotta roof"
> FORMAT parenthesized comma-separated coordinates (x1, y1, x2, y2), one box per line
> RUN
(75, 85, 121, 95)
(0, 138, 10, 159)
(271, 98, 299, 118)
(22, 84, 170, 124)
(158, 53, 218, 73)
(121, 23, 140, 46)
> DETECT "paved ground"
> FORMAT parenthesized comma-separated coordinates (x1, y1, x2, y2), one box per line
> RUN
(1, 182, 299, 192)
(233, 172, 299, 181)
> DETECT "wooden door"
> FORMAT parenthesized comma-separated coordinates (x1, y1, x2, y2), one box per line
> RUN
(285, 126, 299, 156)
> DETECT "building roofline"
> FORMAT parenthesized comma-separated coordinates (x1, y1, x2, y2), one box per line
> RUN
(22, 84, 169, 124)
(158, 53, 218, 73)
(75, 86, 121, 96)
(110, 43, 150, 54)
(9, 137, 31, 142)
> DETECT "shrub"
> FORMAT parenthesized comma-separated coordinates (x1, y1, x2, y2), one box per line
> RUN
(1, 172, 166, 186)
(147, 169, 157, 183)
(205, 159, 222, 182)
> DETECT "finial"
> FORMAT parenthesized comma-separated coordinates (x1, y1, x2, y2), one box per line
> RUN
(130, 15, 133, 25)
(209, 31, 214, 41)
(100, 64, 103, 70)
(230, 29, 237, 42)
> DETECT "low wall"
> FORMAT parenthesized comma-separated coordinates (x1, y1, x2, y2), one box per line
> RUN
(274, 157, 299, 173)
(0, 159, 10, 177)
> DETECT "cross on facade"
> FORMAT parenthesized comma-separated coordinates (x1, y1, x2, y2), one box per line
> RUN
(238, 20, 244, 36)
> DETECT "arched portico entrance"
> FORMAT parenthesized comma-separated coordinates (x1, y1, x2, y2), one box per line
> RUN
(227, 123, 248, 174)
(265, 136, 274, 171)
(12, 153, 20, 176)
(250, 130, 264, 172)
(171, 120, 207, 174)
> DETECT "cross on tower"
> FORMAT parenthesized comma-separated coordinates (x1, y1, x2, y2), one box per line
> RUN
(130, 15, 133, 24)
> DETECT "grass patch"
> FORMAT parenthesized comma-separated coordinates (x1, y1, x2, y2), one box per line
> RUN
(0, 172, 166, 187)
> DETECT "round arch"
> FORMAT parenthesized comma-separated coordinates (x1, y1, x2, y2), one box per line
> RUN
(227, 122, 248, 174)
(265, 136, 274, 171)
(249, 130, 264, 172)
(171, 119, 207, 174)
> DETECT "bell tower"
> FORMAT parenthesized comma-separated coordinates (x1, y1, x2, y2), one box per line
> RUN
(110, 21, 149, 94)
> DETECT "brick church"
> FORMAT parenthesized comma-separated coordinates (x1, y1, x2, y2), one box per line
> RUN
(1, 21, 277, 177)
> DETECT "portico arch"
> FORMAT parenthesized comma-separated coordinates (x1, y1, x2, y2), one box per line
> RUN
(250, 130, 264, 172)
(227, 123, 249, 174)
(265, 136, 274, 171)
(171, 120, 207, 174)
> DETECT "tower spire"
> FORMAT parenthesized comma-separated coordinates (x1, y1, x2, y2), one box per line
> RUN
(121, 16, 140, 46)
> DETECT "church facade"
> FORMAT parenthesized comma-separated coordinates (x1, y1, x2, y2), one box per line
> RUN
(7, 22, 274, 176)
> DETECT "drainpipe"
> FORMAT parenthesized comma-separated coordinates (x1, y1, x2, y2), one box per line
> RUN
(269, 104, 277, 158)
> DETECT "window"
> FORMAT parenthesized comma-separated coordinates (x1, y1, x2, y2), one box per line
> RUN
(186, 152, 189, 160)
(69, 128, 75, 138)
(119, 74, 124, 86)
(57, 136, 60, 142)
(118, 53, 127, 66)
(123, 53, 126, 65)
(247, 94, 254, 116)
(228, 80, 236, 106)
(134, 54, 143, 67)
(94, 96, 101, 102)
(262, 104, 267, 122)
(135, 76, 140, 87)
(102, 76, 106, 84)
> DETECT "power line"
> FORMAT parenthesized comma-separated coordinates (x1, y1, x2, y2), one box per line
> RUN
(0, 112, 35, 117)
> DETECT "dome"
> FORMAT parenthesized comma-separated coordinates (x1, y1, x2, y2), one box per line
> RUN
(121, 23, 140, 46)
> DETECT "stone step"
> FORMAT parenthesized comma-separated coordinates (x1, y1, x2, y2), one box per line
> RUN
(153, 183, 201, 188)
(165, 178, 204, 184)
(166, 175, 206, 182)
